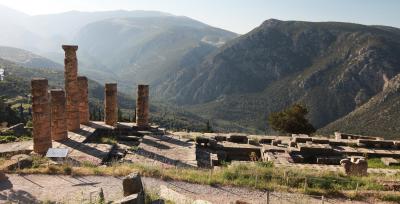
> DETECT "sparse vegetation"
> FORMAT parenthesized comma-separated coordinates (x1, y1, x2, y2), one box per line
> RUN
(7, 160, 400, 201)
(368, 158, 400, 169)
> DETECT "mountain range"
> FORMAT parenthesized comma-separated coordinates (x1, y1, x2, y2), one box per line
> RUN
(1, 4, 400, 138)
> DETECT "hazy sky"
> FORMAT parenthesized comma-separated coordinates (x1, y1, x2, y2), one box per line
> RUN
(0, 0, 399, 34)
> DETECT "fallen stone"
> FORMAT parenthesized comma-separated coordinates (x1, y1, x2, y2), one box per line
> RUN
(1, 154, 33, 170)
(312, 138, 329, 144)
(340, 157, 368, 176)
(381, 157, 400, 166)
(357, 139, 394, 148)
(271, 139, 281, 146)
(122, 172, 144, 196)
(227, 135, 248, 144)
(113, 193, 144, 204)
(214, 135, 227, 142)
(117, 135, 142, 142)
(196, 136, 209, 146)
(292, 137, 312, 143)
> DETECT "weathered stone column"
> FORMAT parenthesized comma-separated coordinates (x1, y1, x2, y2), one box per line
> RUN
(31, 78, 52, 154)
(62, 45, 80, 131)
(105, 83, 117, 127)
(50, 89, 68, 141)
(136, 85, 149, 128)
(78, 76, 89, 124)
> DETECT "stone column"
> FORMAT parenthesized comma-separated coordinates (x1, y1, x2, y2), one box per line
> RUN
(105, 83, 117, 127)
(78, 76, 89, 124)
(136, 85, 149, 128)
(31, 78, 52, 154)
(62, 45, 80, 131)
(50, 89, 68, 141)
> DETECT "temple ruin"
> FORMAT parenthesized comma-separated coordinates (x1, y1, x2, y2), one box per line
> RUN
(63, 45, 80, 131)
(29, 44, 153, 163)
(105, 83, 118, 127)
(136, 84, 149, 129)
(31, 78, 52, 154)
(78, 76, 90, 124)
(50, 89, 68, 141)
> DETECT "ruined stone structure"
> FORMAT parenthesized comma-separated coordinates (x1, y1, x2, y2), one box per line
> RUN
(78, 76, 89, 124)
(50, 89, 68, 141)
(62, 45, 80, 131)
(136, 85, 149, 128)
(31, 78, 52, 154)
(105, 83, 117, 127)
(340, 157, 368, 176)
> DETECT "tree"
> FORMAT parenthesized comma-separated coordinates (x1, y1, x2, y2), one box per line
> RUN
(268, 104, 315, 135)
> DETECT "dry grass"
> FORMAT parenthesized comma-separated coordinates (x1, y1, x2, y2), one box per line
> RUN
(6, 160, 400, 202)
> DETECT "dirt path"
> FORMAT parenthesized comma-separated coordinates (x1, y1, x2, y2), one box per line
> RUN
(0, 174, 380, 204)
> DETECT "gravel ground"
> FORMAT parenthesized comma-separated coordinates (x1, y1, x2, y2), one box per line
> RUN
(0, 174, 382, 204)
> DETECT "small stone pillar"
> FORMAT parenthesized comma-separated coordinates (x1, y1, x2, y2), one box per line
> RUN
(62, 45, 80, 131)
(50, 89, 68, 141)
(31, 78, 52, 154)
(136, 85, 149, 128)
(78, 76, 89, 124)
(105, 83, 117, 126)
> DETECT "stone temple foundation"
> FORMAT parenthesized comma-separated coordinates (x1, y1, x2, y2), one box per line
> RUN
(63, 45, 80, 131)
(31, 78, 52, 154)
(105, 83, 118, 127)
(50, 89, 68, 141)
(136, 85, 149, 128)
(78, 76, 89, 124)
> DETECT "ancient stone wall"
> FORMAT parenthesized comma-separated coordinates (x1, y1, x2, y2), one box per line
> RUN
(50, 89, 68, 141)
(31, 78, 52, 154)
(77, 76, 89, 124)
(62, 45, 80, 131)
(136, 85, 149, 128)
(105, 83, 117, 126)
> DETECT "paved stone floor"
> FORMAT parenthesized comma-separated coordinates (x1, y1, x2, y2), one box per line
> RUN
(0, 174, 379, 204)
(125, 134, 198, 168)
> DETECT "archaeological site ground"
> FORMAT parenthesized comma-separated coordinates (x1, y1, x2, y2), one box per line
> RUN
(1, 44, 400, 204)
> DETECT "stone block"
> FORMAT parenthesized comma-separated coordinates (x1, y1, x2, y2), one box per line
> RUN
(340, 157, 368, 176)
(1, 154, 32, 170)
(259, 138, 275, 144)
(381, 157, 400, 166)
(357, 139, 394, 148)
(214, 135, 227, 142)
(122, 172, 143, 196)
(227, 135, 248, 144)
(248, 139, 259, 146)
(316, 157, 342, 165)
(113, 193, 144, 204)
(195, 136, 209, 147)
(292, 137, 312, 143)
(312, 138, 329, 144)
(271, 139, 281, 146)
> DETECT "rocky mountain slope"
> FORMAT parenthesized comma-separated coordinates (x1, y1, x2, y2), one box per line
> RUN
(320, 73, 400, 138)
(74, 16, 237, 91)
(0, 46, 62, 69)
(157, 19, 400, 134)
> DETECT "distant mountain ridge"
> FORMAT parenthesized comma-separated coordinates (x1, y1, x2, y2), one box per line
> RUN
(0, 46, 62, 69)
(155, 19, 400, 134)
